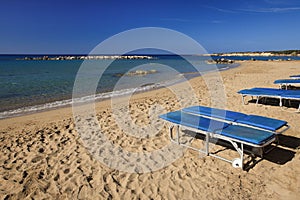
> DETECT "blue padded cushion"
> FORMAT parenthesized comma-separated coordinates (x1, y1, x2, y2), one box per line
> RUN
(215, 125, 275, 145)
(251, 87, 281, 92)
(238, 87, 300, 99)
(238, 88, 284, 96)
(159, 111, 229, 132)
(183, 106, 247, 122)
(274, 79, 300, 84)
(184, 106, 287, 131)
(236, 115, 287, 131)
(281, 90, 300, 98)
(237, 88, 266, 95)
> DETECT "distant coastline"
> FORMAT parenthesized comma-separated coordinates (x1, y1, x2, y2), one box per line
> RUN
(209, 50, 300, 57)
(1, 49, 299, 61)
(1, 50, 300, 62)
(19, 55, 153, 61)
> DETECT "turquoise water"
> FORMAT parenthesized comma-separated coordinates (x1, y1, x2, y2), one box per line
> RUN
(1, 54, 296, 119)
(0, 60, 79, 112)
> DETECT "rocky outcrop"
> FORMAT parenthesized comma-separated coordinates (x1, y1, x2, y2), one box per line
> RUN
(22, 55, 153, 61)
(206, 58, 234, 64)
(114, 70, 157, 77)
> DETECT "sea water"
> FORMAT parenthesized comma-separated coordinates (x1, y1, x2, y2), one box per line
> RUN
(1, 54, 296, 119)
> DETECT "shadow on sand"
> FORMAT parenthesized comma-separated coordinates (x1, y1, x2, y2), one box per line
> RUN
(247, 97, 300, 110)
(182, 129, 300, 171)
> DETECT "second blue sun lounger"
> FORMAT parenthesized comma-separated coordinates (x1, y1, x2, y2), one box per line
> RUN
(182, 105, 289, 133)
(290, 74, 300, 79)
(159, 111, 277, 169)
(238, 87, 300, 111)
(274, 79, 300, 89)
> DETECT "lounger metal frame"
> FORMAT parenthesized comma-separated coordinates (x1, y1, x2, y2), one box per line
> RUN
(240, 93, 300, 112)
(167, 122, 276, 169)
(274, 81, 300, 90)
(277, 83, 298, 90)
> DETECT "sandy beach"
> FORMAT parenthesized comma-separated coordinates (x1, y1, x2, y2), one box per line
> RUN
(0, 60, 300, 199)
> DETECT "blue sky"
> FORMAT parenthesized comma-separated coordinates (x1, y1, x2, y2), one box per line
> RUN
(1, 0, 300, 54)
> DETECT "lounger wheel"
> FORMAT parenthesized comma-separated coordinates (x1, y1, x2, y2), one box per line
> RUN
(232, 158, 242, 168)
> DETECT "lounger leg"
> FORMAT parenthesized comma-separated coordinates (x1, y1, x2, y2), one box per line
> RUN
(241, 95, 245, 105)
(176, 125, 180, 144)
(256, 96, 260, 105)
(169, 125, 179, 144)
(280, 84, 284, 90)
(279, 98, 282, 107)
(242, 95, 251, 105)
(205, 134, 210, 156)
(208, 140, 244, 169)
(167, 123, 212, 156)
(231, 142, 244, 169)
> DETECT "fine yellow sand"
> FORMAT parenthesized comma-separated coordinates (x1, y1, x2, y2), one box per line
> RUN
(0, 61, 300, 199)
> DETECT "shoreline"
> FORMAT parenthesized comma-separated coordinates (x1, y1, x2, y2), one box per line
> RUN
(1, 60, 300, 199)
(0, 63, 239, 120)
(0, 60, 295, 125)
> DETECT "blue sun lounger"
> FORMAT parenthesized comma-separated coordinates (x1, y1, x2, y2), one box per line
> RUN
(159, 111, 277, 169)
(274, 79, 300, 89)
(182, 105, 289, 134)
(290, 74, 300, 79)
(238, 87, 300, 111)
